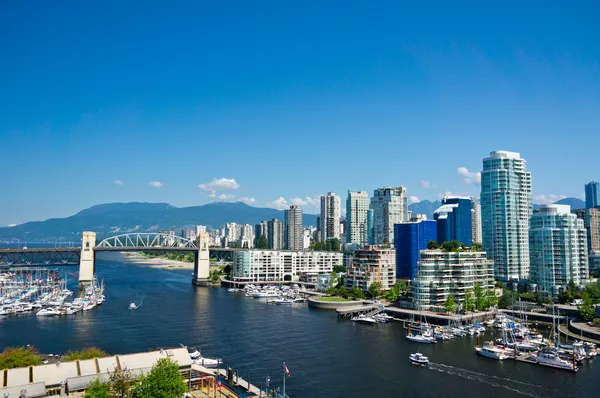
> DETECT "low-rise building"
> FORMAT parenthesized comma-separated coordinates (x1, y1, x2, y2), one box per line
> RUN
(411, 249, 495, 312)
(231, 250, 343, 282)
(345, 246, 396, 291)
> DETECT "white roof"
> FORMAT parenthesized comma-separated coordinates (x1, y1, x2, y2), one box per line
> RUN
(537, 204, 571, 214)
(488, 150, 522, 159)
(0, 382, 46, 397)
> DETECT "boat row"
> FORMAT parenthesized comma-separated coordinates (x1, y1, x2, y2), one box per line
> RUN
(352, 313, 394, 324)
(229, 284, 308, 304)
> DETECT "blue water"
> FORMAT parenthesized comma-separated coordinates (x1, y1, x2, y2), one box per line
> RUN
(1, 253, 598, 397)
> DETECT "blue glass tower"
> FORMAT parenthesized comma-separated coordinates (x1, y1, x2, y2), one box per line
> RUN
(433, 197, 473, 246)
(586, 181, 600, 209)
(394, 220, 437, 279)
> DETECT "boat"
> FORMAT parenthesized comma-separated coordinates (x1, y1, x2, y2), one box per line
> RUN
(406, 333, 436, 344)
(532, 349, 577, 371)
(183, 345, 222, 368)
(273, 298, 293, 305)
(251, 290, 279, 298)
(352, 315, 377, 325)
(475, 341, 509, 360)
(409, 352, 429, 366)
(36, 308, 60, 316)
(129, 302, 138, 310)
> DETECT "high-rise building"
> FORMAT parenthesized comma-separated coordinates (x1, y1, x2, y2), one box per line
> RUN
(367, 209, 375, 245)
(284, 206, 303, 250)
(254, 221, 269, 246)
(345, 246, 396, 291)
(320, 192, 340, 242)
(411, 249, 494, 311)
(267, 219, 284, 250)
(393, 220, 437, 279)
(481, 150, 532, 282)
(371, 186, 409, 245)
(471, 198, 482, 244)
(433, 197, 473, 246)
(346, 191, 370, 245)
(573, 207, 600, 253)
(585, 181, 600, 209)
(239, 224, 254, 248)
(530, 205, 588, 296)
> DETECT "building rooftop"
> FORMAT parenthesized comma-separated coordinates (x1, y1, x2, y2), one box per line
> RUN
(487, 150, 522, 159)
(536, 204, 571, 214)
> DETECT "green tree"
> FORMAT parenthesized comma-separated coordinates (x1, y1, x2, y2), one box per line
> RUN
(330, 238, 341, 252)
(498, 290, 517, 309)
(349, 286, 365, 299)
(84, 379, 110, 398)
(444, 295, 456, 313)
(368, 282, 382, 298)
(336, 286, 349, 298)
(578, 291, 596, 322)
(210, 270, 221, 284)
(394, 280, 409, 297)
(134, 358, 186, 398)
(0, 346, 42, 369)
(471, 242, 482, 251)
(325, 286, 337, 295)
(384, 287, 398, 302)
(464, 289, 475, 312)
(485, 290, 498, 309)
(427, 240, 440, 250)
(223, 264, 232, 276)
(332, 265, 347, 274)
(64, 347, 108, 361)
(256, 234, 268, 249)
(474, 283, 484, 310)
(495, 281, 504, 289)
(109, 366, 137, 398)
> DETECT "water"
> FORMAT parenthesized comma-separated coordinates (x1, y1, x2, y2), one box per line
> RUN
(1, 253, 598, 397)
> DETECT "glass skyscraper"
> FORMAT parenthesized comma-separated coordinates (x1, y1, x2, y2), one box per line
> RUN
(393, 220, 437, 279)
(585, 181, 600, 209)
(481, 150, 532, 282)
(433, 197, 473, 246)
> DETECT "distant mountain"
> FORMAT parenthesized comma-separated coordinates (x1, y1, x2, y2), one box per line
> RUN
(0, 202, 319, 241)
(533, 197, 585, 211)
(409, 200, 442, 219)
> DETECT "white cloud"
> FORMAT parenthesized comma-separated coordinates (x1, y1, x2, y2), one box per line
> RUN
(270, 197, 289, 210)
(409, 195, 420, 204)
(458, 167, 481, 185)
(238, 197, 256, 205)
(289, 197, 308, 206)
(199, 178, 239, 191)
(420, 180, 431, 189)
(114, 180, 124, 186)
(217, 193, 234, 200)
(534, 194, 567, 205)
(148, 181, 163, 188)
(305, 196, 320, 206)
(437, 191, 471, 200)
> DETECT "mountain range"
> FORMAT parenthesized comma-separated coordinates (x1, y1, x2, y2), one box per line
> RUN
(0, 197, 586, 242)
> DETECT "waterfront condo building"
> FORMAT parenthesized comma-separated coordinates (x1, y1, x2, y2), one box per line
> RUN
(320, 192, 341, 242)
(530, 204, 588, 296)
(284, 205, 303, 250)
(410, 249, 495, 312)
(573, 207, 600, 253)
(480, 150, 532, 282)
(585, 181, 600, 209)
(590, 251, 600, 277)
(267, 219, 284, 250)
(371, 186, 409, 245)
(231, 250, 343, 282)
(346, 191, 370, 245)
(393, 219, 437, 279)
(433, 197, 473, 246)
(471, 197, 482, 244)
(345, 246, 396, 291)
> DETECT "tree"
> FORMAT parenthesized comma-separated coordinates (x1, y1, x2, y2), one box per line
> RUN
(336, 286, 349, 298)
(84, 379, 110, 398)
(485, 290, 498, 309)
(0, 346, 42, 369)
(427, 240, 440, 250)
(332, 265, 347, 274)
(578, 291, 596, 322)
(223, 264, 232, 276)
(464, 289, 475, 312)
(210, 270, 221, 284)
(64, 347, 108, 361)
(441, 240, 460, 252)
(349, 286, 365, 299)
(495, 281, 504, 289)
(109, 366, 137, 398)
(135, 358, 186, 398)
(368, 282, 381, 298)
(256, 234, 268, 249)
(474, 283, 484, 310)
(471, 242, 482, 251)
(384, 287, 398, 302)
(394, 280, 409, 297)
(330, 238, 341, 252)
(325, 286, 337, 295)
(444, 295, 456, 313)
(498, 290, 517, 309)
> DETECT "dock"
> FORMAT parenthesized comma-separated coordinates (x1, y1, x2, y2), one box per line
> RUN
(191, 364, 267, 397)
(512, 353, 578, 373)
(336, 304, 384, 319)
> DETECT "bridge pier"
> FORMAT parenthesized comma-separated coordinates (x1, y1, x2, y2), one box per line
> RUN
(79, 231, 96, 287)
(192, 232, 210, 286)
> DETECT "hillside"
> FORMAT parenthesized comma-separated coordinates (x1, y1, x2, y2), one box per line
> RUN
(0, 202, 319, 241)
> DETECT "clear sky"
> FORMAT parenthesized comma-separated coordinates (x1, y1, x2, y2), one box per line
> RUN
(1, 1, 599, 225)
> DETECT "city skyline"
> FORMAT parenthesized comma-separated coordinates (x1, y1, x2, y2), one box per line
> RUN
(1, 2, 599, 225)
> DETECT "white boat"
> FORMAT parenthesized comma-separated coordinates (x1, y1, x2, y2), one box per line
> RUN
(475, 341, 509, 360)
(406, 333, 435, 344)
(129, 302, 138, 310)
(409, 352, 429, 366)
(228, 288, 238, 292)
(273, 298, 293, 305)
(83, 302, 96, 311)
(251, 290, 279, 298)
(352, 315, 377, 325)
(532, 349, 577, 371)
(183, 345, 222, 368)
(36, 308, 59, 316)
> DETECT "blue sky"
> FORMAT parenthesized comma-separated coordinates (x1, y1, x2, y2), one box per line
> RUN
(1, 1, 599, 225)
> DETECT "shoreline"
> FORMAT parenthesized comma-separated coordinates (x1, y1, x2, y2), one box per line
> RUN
(120, 252, 195, 270)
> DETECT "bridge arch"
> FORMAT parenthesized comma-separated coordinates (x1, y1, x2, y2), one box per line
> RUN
(96, 233, 198, 250)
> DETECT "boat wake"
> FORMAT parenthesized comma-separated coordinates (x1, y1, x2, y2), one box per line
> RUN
(427, 363, 574, 398)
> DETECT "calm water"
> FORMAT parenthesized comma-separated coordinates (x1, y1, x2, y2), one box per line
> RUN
(1, 253, 598, 397)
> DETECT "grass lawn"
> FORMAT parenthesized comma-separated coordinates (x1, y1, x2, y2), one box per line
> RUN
(316, 296, 353, 302)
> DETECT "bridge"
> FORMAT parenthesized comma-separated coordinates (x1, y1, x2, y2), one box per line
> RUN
(0, 232, 216, 287)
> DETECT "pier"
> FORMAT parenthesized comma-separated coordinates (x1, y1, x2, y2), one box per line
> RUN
(336, 303, 384, 319)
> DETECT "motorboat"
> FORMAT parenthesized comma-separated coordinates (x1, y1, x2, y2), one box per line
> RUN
(532, 349, 577, 371)
(409, 352, 429, 366)
(406, 333, 436, 344)
(352, 315, 378, 325)
(475, 341, 509, 360)
(227, 288, 238, 292)
(252, 290, 279, 298)
(129, 302, 138, 310)
(183, 345, 222, 368)
(36, 308, 60, 316)
(273, 298, 293, 305)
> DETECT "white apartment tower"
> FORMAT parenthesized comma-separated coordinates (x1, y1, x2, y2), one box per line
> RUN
(284, 206, 303, 250)
(370, 186, 408, 245)
(346, 191, 370, 245)
(267, 219, 284, 250)
(481, 151, 532, 282)
(530, 205, 588, 296)
(320, 192, 340, 242)
(471, 197, 482, 244)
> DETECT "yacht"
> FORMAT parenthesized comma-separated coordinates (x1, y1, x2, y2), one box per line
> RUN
(409, 352, 429, 366)
(36, 308, 60, 316)
(475, 341, 509, 360)
(406, 332, 436, 344)
(273, 298, 293, 305)
(352, 315, 378, 325)
(251, 290, 279, 298)
(183, 345, 222, 368)
(532, 349, 577, 371)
